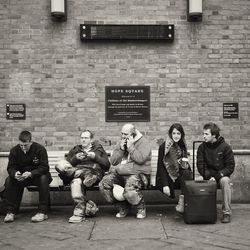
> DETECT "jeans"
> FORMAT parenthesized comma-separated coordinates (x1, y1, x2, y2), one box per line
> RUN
(99, 172, 148, 210)
(56, 160, 103, 216)
(219, 176, 232, 215)
(55, 160, 103, 182)
(4, 175, 50, 214)
(70, 178, 86, 216)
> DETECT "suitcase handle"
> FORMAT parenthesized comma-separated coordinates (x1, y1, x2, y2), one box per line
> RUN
(192, 140, 204, 180)
(194, 180, 207, 183)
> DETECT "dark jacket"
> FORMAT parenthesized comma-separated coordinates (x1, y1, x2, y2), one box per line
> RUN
(66, 141, 110, 172)
(59, 141, 110, 185)
(7, 142, 52, 181)
(197, 137, 235, 181)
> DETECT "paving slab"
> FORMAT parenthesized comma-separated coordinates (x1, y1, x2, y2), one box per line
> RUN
(0, 204, 249, 250)
(91, 218, 166, 240)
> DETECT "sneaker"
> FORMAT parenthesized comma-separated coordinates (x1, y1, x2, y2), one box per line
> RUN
(116, 207, 128, 218)
(68, 215, 85, 223)
(221, 214, 231, 223)
(4, 213, 15, 223)
(31, 213, 48, 223)
(83, 175, 98, 187)
(136, 208, 146, 219)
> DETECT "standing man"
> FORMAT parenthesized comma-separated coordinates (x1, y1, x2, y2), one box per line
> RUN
(99, 123, 151, 219)
(3, 130, 52, 223)
(197, 123, 235, 223)
(55, 130, 110, 223)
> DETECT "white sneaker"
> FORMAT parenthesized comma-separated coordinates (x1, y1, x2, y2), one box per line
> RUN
(136, 208, 146, 219)
(68, 215, 84, 223)
(31, 213, 48, 222)
(4, 213, 15, 223)
(115, 207, 128, 218)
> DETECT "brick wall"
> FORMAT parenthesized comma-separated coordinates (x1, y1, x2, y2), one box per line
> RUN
(0, 0, 249, 151)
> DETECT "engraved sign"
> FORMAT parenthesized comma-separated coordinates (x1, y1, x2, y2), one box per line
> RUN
(6, 104, 26, 120)
(223, 103, 239, 119)
(105, 86, 150, 122)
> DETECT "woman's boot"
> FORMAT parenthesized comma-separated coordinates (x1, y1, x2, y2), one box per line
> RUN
(175, 194, 184, 213)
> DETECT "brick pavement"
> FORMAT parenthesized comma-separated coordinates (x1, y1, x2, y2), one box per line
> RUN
(0, 204, 250, 250)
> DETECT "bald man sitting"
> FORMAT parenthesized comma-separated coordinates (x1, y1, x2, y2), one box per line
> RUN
(99, 124, 151, 219)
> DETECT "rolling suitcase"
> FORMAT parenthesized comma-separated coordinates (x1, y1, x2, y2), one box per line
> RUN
(184, 180, 217, 224)
(183, 141, 217, 224)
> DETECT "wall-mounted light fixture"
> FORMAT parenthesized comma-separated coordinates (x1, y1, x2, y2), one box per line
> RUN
(187, 0, 202, 22)
(51, 0, 67, 21)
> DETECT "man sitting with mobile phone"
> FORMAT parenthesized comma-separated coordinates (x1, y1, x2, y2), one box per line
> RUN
(99, 123, 152, 219)
(55, 130, 110, 223)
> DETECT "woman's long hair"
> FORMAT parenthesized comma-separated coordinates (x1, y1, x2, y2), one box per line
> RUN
(168, 123, 187, 156)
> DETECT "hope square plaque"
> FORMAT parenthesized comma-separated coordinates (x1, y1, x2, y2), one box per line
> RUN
(105, 86, 150, 122)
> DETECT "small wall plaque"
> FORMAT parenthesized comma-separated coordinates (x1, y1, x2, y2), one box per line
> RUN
(6, 103, 26, 120)
(223, 103, 239, 119)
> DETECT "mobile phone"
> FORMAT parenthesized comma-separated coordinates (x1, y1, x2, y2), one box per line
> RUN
(130, 132, 136, 138)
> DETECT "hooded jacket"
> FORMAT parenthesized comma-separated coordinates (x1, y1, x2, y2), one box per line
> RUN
(59, 141, 110, 185)
(197, 137, 235, 181)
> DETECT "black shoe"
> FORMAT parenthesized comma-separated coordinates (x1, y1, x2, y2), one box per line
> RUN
(221, 214, 231, 223)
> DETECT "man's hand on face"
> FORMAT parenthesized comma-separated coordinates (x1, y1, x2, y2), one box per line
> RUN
(126, 135, 134, 149)
(120, 138, 127, 151)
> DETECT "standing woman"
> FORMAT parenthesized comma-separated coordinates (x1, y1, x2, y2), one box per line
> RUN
(156, 123, 192, 213)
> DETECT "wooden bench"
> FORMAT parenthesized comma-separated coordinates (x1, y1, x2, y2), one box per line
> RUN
(27, 150, 160, 192)
(26, 149, 199, 206)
